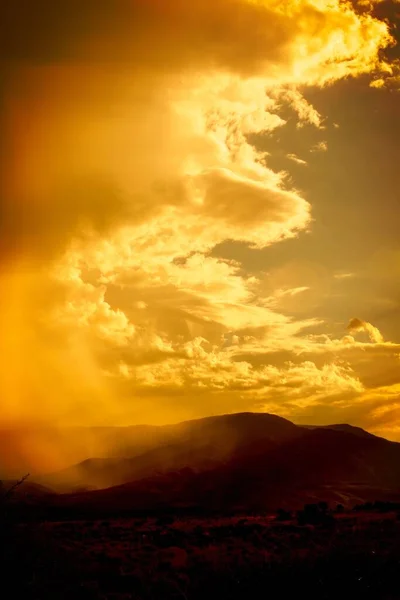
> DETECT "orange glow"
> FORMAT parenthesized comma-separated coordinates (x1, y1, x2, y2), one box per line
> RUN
(1, 0, 400, 473)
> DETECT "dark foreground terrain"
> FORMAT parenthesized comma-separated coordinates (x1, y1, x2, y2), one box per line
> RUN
(3, 505, 400, 599)
(2, 413, 400, 597)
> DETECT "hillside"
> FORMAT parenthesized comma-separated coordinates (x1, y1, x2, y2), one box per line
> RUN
(36, 412, 300, 491)
(22, 412, 400, 514)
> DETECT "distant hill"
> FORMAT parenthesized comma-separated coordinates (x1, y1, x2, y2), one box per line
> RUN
(0, 479, 53, 503)
(0, 423, 173, 478)
(36, 413, 301, 492)
(20, 412, 400, 514)
(0, 413, 384, 480)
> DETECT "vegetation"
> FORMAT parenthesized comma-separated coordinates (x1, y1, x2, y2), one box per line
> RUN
(3, 485, 400, 598)
(275, 508, 292, 521)
(0, 476, 87, 598)
(0, 501, 399, 598)
(296, 502, 335, 527)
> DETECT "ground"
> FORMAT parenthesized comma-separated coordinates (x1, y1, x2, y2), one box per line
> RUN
(3, 510, 400, 599)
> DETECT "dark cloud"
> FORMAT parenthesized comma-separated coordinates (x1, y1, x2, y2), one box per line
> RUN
(1, 0, 292, 73)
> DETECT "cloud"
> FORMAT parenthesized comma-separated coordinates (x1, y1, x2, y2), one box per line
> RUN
(287, 154, 308, 166)
(334, 272, 355, 280)
(347, 317, 384, 343)
(310, 140, 328, 152)
(131, 353, 364, 404)
(274, 88, 323, 128)
(0, 0, 398, 435)
(2, 0, 393, 266)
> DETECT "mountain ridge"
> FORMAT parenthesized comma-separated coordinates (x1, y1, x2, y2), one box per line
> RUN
(27, 412, 400, 512)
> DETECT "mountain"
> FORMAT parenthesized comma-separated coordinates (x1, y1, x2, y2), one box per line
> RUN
(0, 423, 175, 478)
(304, 423, 378, 439)
(26, 412, 400, 513)
(0, 479, 54, 502)
(37, 413, 300, 491)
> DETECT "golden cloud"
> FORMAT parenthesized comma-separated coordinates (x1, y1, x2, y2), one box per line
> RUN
(347, 317, 384, 343)
(0, 0, 398, 435)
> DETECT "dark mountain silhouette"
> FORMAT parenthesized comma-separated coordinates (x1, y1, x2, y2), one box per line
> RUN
(25, 412, 400, 513)
(37, 413, 301, 491)
(0, 479, 53, 502)
(304, 423, 379, 439)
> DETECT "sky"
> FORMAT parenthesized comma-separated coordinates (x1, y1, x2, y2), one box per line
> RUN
(1, 0, 400, 442)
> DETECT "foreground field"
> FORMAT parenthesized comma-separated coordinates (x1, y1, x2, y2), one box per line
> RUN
(3, 508, 400, 599)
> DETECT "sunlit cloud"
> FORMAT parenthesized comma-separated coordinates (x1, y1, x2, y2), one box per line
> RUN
(287, 153, 308, 166)
(347, 317, 384, 344)
(334, 272, 355, 280)
(310, 140, 328, 152)
(0, 0, 399, 444)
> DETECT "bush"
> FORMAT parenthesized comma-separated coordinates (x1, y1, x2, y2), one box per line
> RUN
(276, 508, 292, 522)
(297, 503, 335, 527)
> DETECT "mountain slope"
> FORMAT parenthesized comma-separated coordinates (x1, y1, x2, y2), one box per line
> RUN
(38, 412, 301, 491)
(304, 423, 379, 440)
(31, 414, 400, 513)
